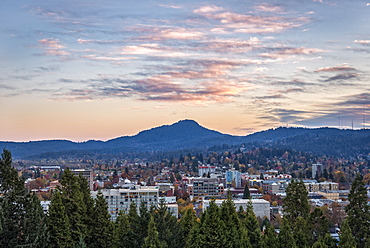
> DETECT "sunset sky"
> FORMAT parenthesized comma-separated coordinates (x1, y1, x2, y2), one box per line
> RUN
(1, 0, 370, 142)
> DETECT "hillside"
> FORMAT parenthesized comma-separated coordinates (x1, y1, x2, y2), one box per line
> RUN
(1, 120, 370, 159)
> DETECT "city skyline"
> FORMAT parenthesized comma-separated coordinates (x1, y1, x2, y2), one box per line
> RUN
(1, 0, 369, 142)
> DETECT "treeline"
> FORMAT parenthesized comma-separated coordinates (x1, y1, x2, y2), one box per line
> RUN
(1, 149, 370, 247)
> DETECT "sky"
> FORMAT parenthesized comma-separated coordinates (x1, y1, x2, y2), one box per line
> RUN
(1, 0, 370, 142)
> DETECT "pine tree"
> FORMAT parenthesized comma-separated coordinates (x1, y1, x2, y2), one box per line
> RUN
(48, 190, 74, 248)
(312, 233, 337, 248)
(191, 200, 227, 247)
(90, 190, 115, 248)
(294, 216, 314, 247)
(126, 201, 141, 248)
(338, 219, 356, 248)
(220, 196, 250, 248)
(143, 215, 165, 248)
(0, 149, 49, 247)
(137, 201, 151, 246)
(283, 179, 310, 222)
(178, 208, 197, 248)
(261, 221, 277, 248)
(309, 208, 329, 242)
(59, 168, 88, 244)
(115, 211, 131, 248)
(243, 184, 251, 199)
(152, 199, 178, 247)
(345, 174, 370, 247)
(277, 218, 297, 248)
(77, 173, 95, 246)
(244, 200, 261, 248)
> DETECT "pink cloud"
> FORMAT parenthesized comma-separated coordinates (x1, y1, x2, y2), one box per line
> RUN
(194, 5, 309, 33)
(315, 64, 357, 72)
(260, 47, 324, 59)
(38, 38, 70, 57)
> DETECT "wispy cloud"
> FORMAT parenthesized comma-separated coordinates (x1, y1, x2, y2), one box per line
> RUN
(260, 47, 324, 59)
(194, 5, 309, 33)
(315, 64, 357, 72)
(38, 38, 70, 56)
(254, 3, 284, 13)
(322, 73, 359, 82)
(354, 40, 370, 46)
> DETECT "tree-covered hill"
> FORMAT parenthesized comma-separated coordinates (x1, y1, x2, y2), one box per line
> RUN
(1, 120, 369, 159)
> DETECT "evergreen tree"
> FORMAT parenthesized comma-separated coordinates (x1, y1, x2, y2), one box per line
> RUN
(178, 208, 197, 248)
(59, 168, 88, 244)
(143, 215, 165, 248)
(345, 174, 370, 247)
(244, 200, 261, 248)
(309, 208, 329, 242)
(115, 211, 131, 248)
(261, 221, 277, 248)
(312, 233, 337, 248)
(220, 196, 250, 248)
(152, 199, 178, 247)
(48, 190, 73, 248)
(190, 200, 227, 247)
(77, 173, 95, 246)
(90, 190, 115, 248)
(138, 201, 151, 246)
(338, 219, 356, 248)
(126, 201, 141, 248)
(242, 184, 251, 199)
(277, 218, 297, 248)
(0, 149, 49, 247)
(283, 179, 310, 222)
(292, 217, 312, 248)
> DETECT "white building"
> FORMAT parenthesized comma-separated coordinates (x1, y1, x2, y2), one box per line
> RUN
(198, 165, 216, 177)
(202, 199, 270, 219)
(91, 186, 159, 221)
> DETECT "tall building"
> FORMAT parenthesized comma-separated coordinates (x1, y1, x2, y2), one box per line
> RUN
(226, 169, 241, 188)
(71, 169, 94, 191)
(91, 185, 159, 221)
(312, 163, 322, 179)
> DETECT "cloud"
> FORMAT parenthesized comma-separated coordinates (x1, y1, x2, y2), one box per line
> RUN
(159, 4, 182, 9)
(194, 5, 309, 34)
(0, 84, 16, 90)
(322, 73, 359, 82)
(54, 67, 255, 103)
(38, 38, 70, 56)
(254, 3, 284, 13)
(354, 40, 370, 46)
(133, 27, 205, 41)
(315, 64, 357, 72)
(199, 37, 262, 53)
(260, 47, 324, 59)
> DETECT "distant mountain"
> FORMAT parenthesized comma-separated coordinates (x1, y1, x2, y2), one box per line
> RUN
(1, 120, 370, 159)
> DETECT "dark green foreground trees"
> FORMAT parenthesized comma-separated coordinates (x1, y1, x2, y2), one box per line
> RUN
(1, 149, 370, 247)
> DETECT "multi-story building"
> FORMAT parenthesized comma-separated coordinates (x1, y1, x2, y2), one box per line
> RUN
(202, 199, 270, 219)
(226, 169, 241, 188)
(189, 177, 222, 199)
(71, 169, 94, 191)
(198, 165, 216, 177)
(304, 181, 339, 192)
(91, 185, 159, 221)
